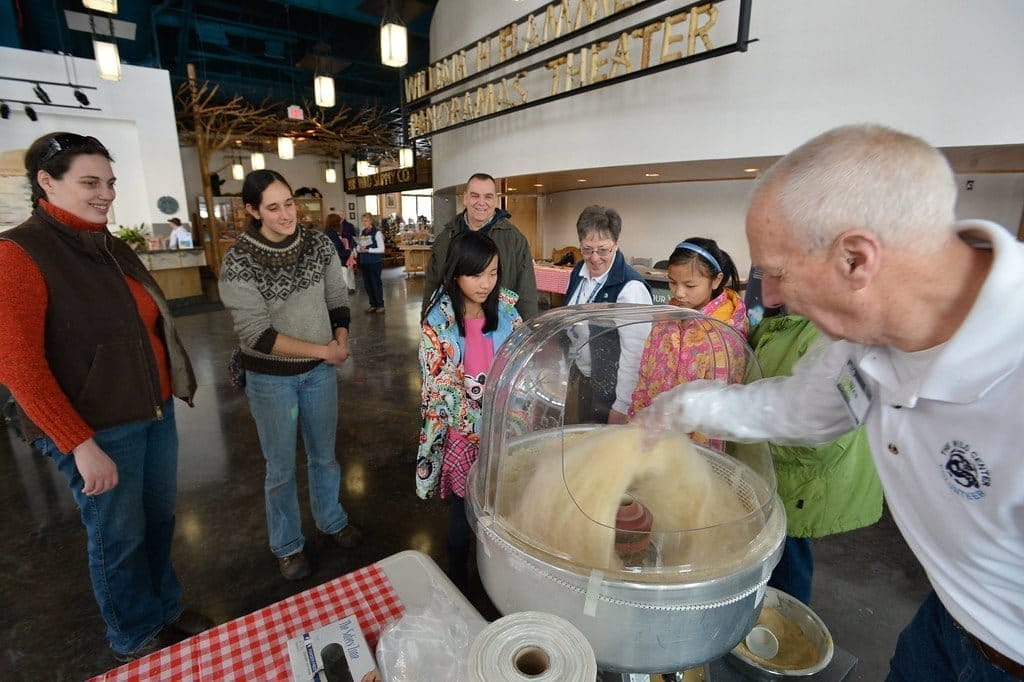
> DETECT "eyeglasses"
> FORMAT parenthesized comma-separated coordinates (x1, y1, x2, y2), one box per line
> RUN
(580, 246, 615, 257)
(40, 134, 103, 164)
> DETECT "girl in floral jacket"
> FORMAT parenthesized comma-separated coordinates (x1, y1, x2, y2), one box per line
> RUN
(416, 230, 522, 586)
(628, 238, 747, 448)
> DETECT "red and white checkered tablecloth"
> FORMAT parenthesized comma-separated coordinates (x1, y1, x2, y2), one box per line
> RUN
(534, 264, 572, 294)
(90, 562, 404, 682)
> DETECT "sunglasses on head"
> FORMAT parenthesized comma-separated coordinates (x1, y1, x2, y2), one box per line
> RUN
(40, 134, 103, 164)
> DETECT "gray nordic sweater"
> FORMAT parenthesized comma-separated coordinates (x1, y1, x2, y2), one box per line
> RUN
(219, 225, 350, 375)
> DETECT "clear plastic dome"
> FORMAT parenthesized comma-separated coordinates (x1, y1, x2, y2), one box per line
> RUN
(468, 304, 782, 581)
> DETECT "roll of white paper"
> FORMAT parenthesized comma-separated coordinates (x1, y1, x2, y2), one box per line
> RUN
(466, 611, 597, 682)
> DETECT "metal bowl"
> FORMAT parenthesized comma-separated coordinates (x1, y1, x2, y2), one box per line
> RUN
(467, 428, 786, 673)
(726, 587, 834, 679)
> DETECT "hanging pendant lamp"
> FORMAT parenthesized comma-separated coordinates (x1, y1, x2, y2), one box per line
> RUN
(278, 137, 294, 160)
(314, 75, 335, 108)
(250, 151, 266, 170)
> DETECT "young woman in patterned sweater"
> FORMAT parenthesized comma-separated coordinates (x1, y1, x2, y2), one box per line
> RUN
(219, 169, 362, 581)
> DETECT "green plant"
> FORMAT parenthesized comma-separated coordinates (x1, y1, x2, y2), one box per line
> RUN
(116, 223, 150, 250)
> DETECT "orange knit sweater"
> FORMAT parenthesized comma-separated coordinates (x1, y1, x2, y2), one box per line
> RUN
(0, 200, 171, 453)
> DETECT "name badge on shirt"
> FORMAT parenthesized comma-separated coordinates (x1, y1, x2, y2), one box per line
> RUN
(837, 358, 871, 426)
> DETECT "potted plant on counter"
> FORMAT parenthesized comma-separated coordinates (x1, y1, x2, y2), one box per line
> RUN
(115, 223, 150, 251)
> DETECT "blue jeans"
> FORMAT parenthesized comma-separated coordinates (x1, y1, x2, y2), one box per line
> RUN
(888, 590, 1020, 681)
(360, 261, 384, 308)
(244, 362, 348, 557)
(768, 536, 814, 604)
(36, 398, 183, 656)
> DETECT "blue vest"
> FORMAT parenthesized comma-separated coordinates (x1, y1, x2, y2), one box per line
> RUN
(564, 252, 650, 421)
(358, 227, 382, 265)
(564, 251, 649, 304)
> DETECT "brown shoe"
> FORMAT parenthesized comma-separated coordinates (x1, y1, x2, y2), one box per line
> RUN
(278, 551, 311, 581)
(365, 306, 377, 313)
(328, 524, 363, 549)
(112, 628, 180, 663)
(166, 608, 214, 637)
(374, 307, 385, 314)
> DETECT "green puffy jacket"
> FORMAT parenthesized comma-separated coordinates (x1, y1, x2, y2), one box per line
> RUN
(752, 315, 883, 538)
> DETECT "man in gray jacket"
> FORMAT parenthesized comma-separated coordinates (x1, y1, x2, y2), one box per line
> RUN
(421, 173, 539, 319)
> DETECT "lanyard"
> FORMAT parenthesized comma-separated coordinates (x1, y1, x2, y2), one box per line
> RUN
(574, 277, 603, 305)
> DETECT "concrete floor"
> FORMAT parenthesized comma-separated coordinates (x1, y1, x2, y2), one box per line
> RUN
(0, 268, 930, 681)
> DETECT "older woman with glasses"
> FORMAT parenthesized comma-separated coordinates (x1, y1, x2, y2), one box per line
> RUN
(564, 205, 653, 424)
(0, 132, 209, 661)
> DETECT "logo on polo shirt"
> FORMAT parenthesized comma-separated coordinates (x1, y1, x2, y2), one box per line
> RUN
(940, 440, 990, 500)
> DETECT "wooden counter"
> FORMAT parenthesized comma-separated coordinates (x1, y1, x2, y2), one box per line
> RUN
(137, 248, 207, 300)
(399, 244, 432, 276)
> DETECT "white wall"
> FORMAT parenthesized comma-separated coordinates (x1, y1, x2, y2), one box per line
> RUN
(0, 47, 187, 230)
(543, 173, 1024, 275)
(429, 0, 1024, 187)
(178, 147, 358, 224)
(427, 0, 1023, 257)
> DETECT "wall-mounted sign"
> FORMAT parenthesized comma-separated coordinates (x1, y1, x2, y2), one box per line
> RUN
(408, 0, 751, 140)
(345, 161, 433, 196)
(404, 0, 661, 106)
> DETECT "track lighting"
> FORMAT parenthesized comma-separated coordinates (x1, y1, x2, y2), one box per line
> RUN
(74, 89, 90, 106)
(33, 84, 52, 105)
(0, 102, 9, 119)
(25, 105, 38, 121)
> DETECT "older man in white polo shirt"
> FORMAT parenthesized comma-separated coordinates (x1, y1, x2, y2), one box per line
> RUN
(639, 124, 1024, 680)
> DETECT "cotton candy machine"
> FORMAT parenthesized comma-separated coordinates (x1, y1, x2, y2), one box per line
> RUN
(466, 305, 786, 674)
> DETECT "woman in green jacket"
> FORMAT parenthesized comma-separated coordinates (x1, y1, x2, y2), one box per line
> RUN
(751, 314, 883, 604)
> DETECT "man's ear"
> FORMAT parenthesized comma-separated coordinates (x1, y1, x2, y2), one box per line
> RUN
(835, 230, 881, 290)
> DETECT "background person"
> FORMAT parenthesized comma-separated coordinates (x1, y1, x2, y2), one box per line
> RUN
(421, 173, 538, 319)
(0, 132, 207, 661)
(324, 212, 356, 295)
(358, 212, 386, 313)
(628, 238, 747, 451)
(639, 124, 1024, 680)
(219, 169, 362, 582)
(417, 230, 523, 588)
(745, 313, 883, 604)
(564, 205, 653, 425)
(167, 217, 192, 249)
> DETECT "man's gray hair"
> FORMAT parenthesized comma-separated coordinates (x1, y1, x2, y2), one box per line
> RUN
(753, 124, 957, 252)
(576, 205, 622, 242)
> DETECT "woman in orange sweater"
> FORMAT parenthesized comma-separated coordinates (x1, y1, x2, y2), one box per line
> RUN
(0, 133, 208, 661)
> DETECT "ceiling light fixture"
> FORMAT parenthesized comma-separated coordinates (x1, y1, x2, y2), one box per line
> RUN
(74, 89, 90, 105)
(250, 151, 265, 170)
(357, 160, 373, 177)
(25, 105, 38, 121)
(532, 183, 543, 187)
(644, 172, 660, 177)
(577, 178, 588, 183)
(398, 146, 414, 168)
(744, 168, 759, 173)
(380, 1, 408, 68)
(0, 102, 9, 119)
(314, 74, 335, 108)
(93, 38, 122, 81)
(83, 0, 118, 13)
(231, 155, 245, 181)
(277, 136, 294, 160)
(325, 165, 337, 183)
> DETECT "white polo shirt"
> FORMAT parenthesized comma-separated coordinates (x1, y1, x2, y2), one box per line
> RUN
(657, 220, 1024, 663)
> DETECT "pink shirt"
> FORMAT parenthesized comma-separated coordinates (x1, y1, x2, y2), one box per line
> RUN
(462, 317, 493, 378)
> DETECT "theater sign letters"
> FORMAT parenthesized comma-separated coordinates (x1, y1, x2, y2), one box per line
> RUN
(406, 0, 752, 139)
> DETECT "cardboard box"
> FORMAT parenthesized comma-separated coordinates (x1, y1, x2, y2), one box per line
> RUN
(287, 614, 379, 682)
